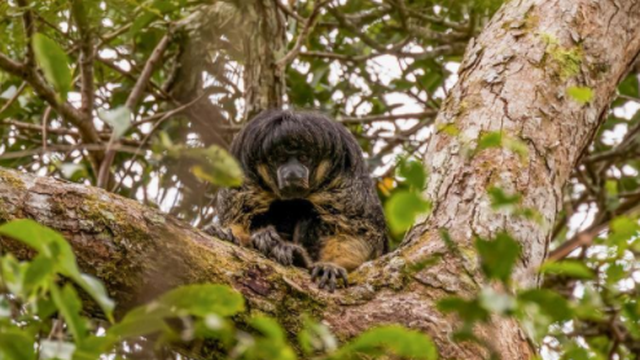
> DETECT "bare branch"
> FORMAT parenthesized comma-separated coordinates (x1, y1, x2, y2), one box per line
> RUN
(16, 0, 36, 68)
(0, 82, 27, 115)
(338, 110, 437, 124)
(276, 0, 329, 67)
(125, 31, 173, 110)
(71, 0, 95, 117)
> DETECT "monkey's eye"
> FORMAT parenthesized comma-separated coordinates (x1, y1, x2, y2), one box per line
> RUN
(298, 154, 309, 163)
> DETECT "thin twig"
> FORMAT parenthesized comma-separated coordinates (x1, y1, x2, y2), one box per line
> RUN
(16, 0, 35, 68)
(98, 29, 173, 189)
(71, 0, 95, 117)
(42, 106, 52, 152)
(112, 94, 206, 193)
(0, 82, 26, 115)
(276, 0, 330, 67)
(338, 110, 437, 124)
(125, 31, 173, 110)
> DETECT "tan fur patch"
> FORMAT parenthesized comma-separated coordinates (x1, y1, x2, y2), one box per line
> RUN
(257, 164, 278, 194)
(314, 160, 332, 184)
(320, 236, 372, 271)
(230, 224, 251, 246)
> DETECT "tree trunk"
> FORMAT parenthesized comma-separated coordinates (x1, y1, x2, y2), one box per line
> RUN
(1, 0, 639, 359)
(241, 0, 287, 119)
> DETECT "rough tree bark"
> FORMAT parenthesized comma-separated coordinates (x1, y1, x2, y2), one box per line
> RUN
(1, 0, 639, 359)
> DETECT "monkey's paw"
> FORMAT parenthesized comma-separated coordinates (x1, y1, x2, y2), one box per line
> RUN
(310, 262, 348, 292)
(251, 226, 281, 255)
(204, 224, 239, 245)
(270, 242, 311, 269)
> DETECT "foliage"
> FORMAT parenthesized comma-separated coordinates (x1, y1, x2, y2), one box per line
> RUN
(0, 219, 437, 359)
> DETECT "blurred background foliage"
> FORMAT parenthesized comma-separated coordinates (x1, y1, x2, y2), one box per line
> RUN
(1, 0, 640, 359)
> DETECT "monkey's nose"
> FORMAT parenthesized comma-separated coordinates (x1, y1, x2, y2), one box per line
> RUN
(282, 168, 306, 185)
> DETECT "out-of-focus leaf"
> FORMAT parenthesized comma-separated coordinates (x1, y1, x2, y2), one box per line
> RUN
(0, 327, 36, 360)
(298, 316, 337, 355)
(158, 284, 245, 317)
(475, 232, 521, 283)
(518, 289, 573, 322)
(398, 159, 427, 190)
(332, 325, 438, 360)
(488, 187, 521, 210)
(540, 260, 595, 280)
(50, 284, 87, 343)
(40, 340, 75, 360)
(109, 284, 244, 339)
(477, 131, 502, 150)
(567, 86, 594, 105)
(385, 190, 431, 234)
(32, 33, 72, 100)
(242, 316, 296, 360)
(22, 254, 55, 294)
(0, 220, 114, 319)
(437, 297, 490, 323)
(172, 145, 243, 187)
(98, 106, 131, 139)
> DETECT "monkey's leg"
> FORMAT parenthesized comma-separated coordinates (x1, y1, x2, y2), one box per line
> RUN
(205, 223, 250, 246)
(251, 226, 311, 268)
(311, 236, 372, 292)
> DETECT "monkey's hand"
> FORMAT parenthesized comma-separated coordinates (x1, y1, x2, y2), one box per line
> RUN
(204, 224, 239, 245)
(251, 227, 311, 268)
(310, 262, 348, 292)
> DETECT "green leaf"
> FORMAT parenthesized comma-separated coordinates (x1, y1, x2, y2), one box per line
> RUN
(107, 305, 169, 339)
(72, 335, 118, 360)
(298, 316, 337, 355)
(50, 284, 87, 344)
(0, 327, 36, 360)
(22, 255, 55, 295)
(98, 106, 131, 139)
(158, 284, 245, 317)
(398, 159, 427, 190)
(479, 287, 515, 315)
(475, 232, 521, 283)
(437, 297, 490, 323)
(567, 86, 594, 105)
(40, 340, 75, 360)
(0, 220, 114, 319)
(75, 274, 115, 322)
(109, 284, 244, 339)
(243, 316, 296, 360)
(478, 131, 502, 150)
(333, 325, 438, 360)
(385, 190, 431, 234)
(539, 260, 594, 280)
(518, 289, 573, 322)
(177, 145, 243, 187)
(251, 316, 286, 342)
(32, 33, 72, 100)
(488, 187, 521, 210)
(608, 216, 639, 247)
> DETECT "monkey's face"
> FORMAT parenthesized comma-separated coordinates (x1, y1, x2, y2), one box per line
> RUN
(232, 111, 364, 200)
(276, 154, 310, 198)
(263, 148, 317, 199)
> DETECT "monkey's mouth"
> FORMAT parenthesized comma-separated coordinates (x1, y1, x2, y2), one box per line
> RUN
(279, 184, 309, 199)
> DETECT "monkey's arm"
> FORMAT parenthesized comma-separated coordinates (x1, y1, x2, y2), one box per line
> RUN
(310, 235, 373, 292)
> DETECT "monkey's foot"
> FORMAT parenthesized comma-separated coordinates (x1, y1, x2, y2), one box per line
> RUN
(204, 224, 239, 245)
(251, 226, 281, 255)
(310, 262, 348, 292)
(270, 242, 311, 269)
